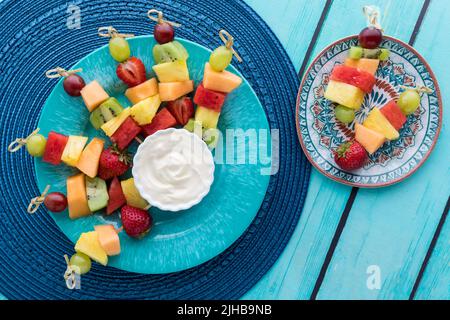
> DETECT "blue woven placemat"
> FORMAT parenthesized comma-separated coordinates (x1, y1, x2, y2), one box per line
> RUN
(0, 0, 311, 299)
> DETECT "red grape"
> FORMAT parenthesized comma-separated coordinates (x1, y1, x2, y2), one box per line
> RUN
(154, 23, 174, 44)
(44, 192, 68, 213)
(63, 74, 85, 96)
(358, 27, 382, 49)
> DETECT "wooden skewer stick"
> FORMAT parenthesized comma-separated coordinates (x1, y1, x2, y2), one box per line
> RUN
(27, 185, 51, 214)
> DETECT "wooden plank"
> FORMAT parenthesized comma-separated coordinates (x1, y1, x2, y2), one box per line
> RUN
(317, 0, 449, 300)
(413, 199, 449, 300)
(245, 0, 424, 299)
(409, 0, 450, 300)
(244, 0, 329, 70)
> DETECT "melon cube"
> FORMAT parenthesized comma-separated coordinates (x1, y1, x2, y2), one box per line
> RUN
(152, 60, 190, 83)
(110, 116, 141, 150)
(121, 178, 148, 209)
(101, 107, 131, 137)
(355, 123, 385, 154)
(67, 173, 91, 219)
(94, 225, 121, 256)
(80, 80, 109, 112)
(363, 107, 399, 140)
(158, 80, 194, 101)
(125, 78, 158, 105)
(345, 58, 380, 76)
(130, 95, 161, 125)
(74, 231, 108, 266)
(61, 136, 88, 167)
(324, 80, 365, 110)
(380, 101, 407, 131)
(76, 138, 105, 178)
(203, 63, 242, 93)
(141, 108, 177, 137)
(330, 65, 376, 93)
(195, 106, 220, 129)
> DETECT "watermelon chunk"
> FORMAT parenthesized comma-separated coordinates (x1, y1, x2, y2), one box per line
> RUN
(141, 108, 177, 137)
(106, 176, 126, 215)
(43, 131, 69, 165)
(330, 65, 376, 93)
(193, 83, 227, 112)
(110, 117, 141, 150)
(380, 101, 407, 131)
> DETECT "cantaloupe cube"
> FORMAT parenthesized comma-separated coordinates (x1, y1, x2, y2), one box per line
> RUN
(80, 80, 109, 112)
(121, 178, 148, 209)
(101, 107, 131, 137)
(74, 231, 108, 266)
(203, 63, 242, 93)
(61, 136, 88, 167)
(76, 138, 104, 178)
(355, 123, 385, 154)
(195, 106, 220, 129)
(363, 107, 399, 140)
(125, 78, 158, 105)
(94, 225, 121, 256)
(152, 60, 190, 83)
(345, 58, 380, 76)
(130, 95, 161, 125)
(324, 80, 365, 110)
(158, 80, 194, 102)
(67, 173, 91, 219)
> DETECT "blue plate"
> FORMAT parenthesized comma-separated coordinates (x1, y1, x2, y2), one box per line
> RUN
(35, 36, 271, 274)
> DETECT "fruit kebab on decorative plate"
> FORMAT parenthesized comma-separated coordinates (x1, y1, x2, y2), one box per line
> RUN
(6, 8, 273, 280)
(296, 5, 442, 187)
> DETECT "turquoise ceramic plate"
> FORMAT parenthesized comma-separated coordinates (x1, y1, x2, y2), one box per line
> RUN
(297, 36, 442, 188)
(35, 36, 271, 274)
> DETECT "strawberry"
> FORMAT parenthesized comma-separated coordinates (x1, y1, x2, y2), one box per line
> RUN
(334, 141, 368, 171)
(121, 205, 152, 238)
(166, 97, 194, 125)
(98, 145, 131, 180)
(116, 57, 146, 87)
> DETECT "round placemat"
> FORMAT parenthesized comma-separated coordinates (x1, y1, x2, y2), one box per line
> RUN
(0, 0, 310, 299)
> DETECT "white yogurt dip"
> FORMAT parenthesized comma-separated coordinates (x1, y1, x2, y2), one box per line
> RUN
(132, 128, 215, 211)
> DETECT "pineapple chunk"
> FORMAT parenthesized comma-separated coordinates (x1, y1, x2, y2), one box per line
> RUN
(61, 136, 88, 166)
(101, 108, 131, 137)
(121, 178, 148, 209)
(75, 231, 108, 266)
(324, 80, 365, 110)
(152, 60, 190, 83)
(363, 107, 399, 141)
(130, 95, 161, 125)
(355, 123, 386, 154)
(195, 106, 220, 129)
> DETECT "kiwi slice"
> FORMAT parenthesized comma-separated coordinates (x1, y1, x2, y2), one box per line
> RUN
(153, 41, 189, 64)
(85, 176, 109, 212)
(89, 98, 124, 129)
(362, 48, 382, 59)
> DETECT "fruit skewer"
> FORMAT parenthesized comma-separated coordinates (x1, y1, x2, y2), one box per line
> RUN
(140, 9, 195, 137)
(325, 6, 389, 125)
(185, 30, 243, 148)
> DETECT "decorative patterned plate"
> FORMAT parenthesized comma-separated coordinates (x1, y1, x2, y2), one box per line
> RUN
(35, 36, 271, 274)
(296, 36, 442, 188)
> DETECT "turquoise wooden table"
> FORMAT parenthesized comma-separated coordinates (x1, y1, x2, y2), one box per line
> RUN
(0, 0, 447, 301)
(241, 0, 449, 300)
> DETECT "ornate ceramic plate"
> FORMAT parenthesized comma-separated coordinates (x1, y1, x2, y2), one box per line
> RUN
(35, 36, 271, 274)
(296, 36, 442, 188)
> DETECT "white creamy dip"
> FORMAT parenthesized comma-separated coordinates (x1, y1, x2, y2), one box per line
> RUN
(132, 128, 215, 211)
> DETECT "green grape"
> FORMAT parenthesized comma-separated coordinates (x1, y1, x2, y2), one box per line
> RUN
(335, 105, 356, 124)
(26, 134, 47, 157)
(209, 46, 233, 72)
(109, 37, 130, 62)
(379, 49, 390, 61)
(348, 46, 363, 60)
(69, 253, 92, 275)
(398, 90, 421, 115)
